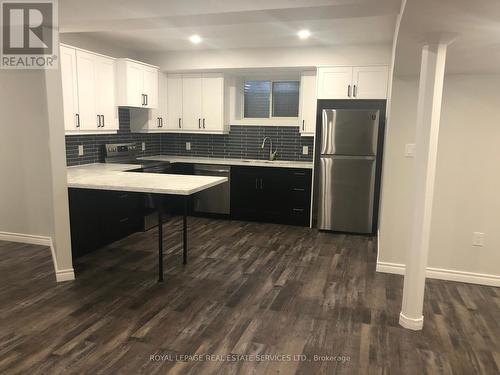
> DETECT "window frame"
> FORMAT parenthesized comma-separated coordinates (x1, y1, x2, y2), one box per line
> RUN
(242, 79, 300, 121)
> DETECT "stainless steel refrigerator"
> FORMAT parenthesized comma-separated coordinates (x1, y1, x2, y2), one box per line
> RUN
(317, 109, 379, 233)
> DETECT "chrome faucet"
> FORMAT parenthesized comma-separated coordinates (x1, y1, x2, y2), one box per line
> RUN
(261, 137, 278, 161)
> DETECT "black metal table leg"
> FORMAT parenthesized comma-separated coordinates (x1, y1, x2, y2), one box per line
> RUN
(183, 196, 187, 265)
(155, 195, 164, 282)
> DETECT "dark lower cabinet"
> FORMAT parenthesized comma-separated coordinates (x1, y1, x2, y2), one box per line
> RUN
(68, 189, 144, 259)
(231, 166, 312, 226)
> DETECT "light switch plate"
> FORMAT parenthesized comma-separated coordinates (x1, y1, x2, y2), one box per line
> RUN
(78, 145, 84, 156)
(142, 142, 146, 151)
(405, 143, 416, 158)
(472, 232, 485, 247)
(302, 146, 309, 155)
(186, 142, 191, 151)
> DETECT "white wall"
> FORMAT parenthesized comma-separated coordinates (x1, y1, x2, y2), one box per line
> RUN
(140, 44, 392, 71)
(0, 71, 55, 236)
(379, 74, 500, 280)
(0, 68, 74, 281)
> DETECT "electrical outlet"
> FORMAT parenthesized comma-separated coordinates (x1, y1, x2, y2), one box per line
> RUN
(78, 145, 84, 156)
(186, 142, 191, 151)
(472, 232, 485, 247)
(142, 142, 146, 151)
(302, 146, 309, 155)
(405, 143, 416, 158)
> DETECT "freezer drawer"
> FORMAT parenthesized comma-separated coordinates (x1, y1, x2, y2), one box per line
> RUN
(321, 109, 379, 156)
(317, 156, 376, 233)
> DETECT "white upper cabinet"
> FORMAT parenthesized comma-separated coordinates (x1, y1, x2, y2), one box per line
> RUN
(116, 59, 159, 109)
(153, 73, 226, 134)
(317, 67, 353, 100)
(299, 71, 317, 136)
(167, 74, 183, 130)
(60, 45, 79, 132)
(182, 73, 203, 130)
(95, 55, 118, 131)
(130, 72, 168, 132)
(75, 50, 98, 131)
(352, 66, 389, 99)
(143, 66, 159, 108)
(61, 45, 118, 134)
(201, 73, 224, 132)
(317, 66, 389, 99)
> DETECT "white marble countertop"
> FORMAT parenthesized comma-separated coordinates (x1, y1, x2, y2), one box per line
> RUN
(138, 155, 314, 169)
(67, 163, 227, 195)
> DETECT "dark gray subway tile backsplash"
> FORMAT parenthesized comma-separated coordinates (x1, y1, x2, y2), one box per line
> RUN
(160, 126, 313, 161)
(65, 109, 161, 166)
(65, 108, 314, 166)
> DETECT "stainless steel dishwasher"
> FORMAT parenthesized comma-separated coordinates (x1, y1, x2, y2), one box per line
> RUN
(193, 164, 230, 215)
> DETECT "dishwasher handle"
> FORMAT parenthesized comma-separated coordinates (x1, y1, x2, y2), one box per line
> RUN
(193, 165, 230, 174)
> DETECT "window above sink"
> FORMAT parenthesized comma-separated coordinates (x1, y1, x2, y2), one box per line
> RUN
(227, 70, 308, 127)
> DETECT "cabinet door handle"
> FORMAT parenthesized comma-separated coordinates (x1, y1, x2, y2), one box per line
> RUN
(348, 85, 351, 98)
(157, 117, 161, 128)
(97, 114, 101, 127)
(203, 118, 206, 129)
(302, 119, 305, 130)
(160, 118, 163, 127)
(141, 94, 145, 105)
(260, 178, 263, 190)
(293, 188, 305, 192)
(294, 172, 306, 176)
(145, 94, 148, 106)
(198, 118, 201, 129)
(353, 85, 357, 97)
(101, 115, 105, 127)
(178, 118, 182, 128)
(75, 113, 80, 128)
(255, 178, 258, 189)
(293, 208, 305, 212)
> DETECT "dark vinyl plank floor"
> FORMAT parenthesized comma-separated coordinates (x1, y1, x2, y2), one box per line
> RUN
(0, 217, 499, 375)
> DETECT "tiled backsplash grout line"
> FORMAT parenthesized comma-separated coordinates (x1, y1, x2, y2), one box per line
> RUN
(65, 108, 314, 166)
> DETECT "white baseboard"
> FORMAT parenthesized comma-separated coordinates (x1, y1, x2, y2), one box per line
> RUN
(56, 269, 75, 282)
(399, 312, 424, 330)
(376, 261, 500, 287)
(376, 261, 406, 275)
(0, 231, 74, 282)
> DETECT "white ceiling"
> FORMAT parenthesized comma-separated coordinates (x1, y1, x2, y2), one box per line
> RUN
(59, 0, 401, 51)
(395, 0, 500, 75)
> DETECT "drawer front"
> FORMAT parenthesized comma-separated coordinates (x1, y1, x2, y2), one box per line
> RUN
(291, 189, 310, 206)
(289, 207, 310, 225)
(289, 169, 312, 189)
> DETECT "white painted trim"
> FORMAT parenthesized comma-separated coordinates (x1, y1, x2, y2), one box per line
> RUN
(376, 261, 405, 275)
(426, 267, 500, 287)
(399, 312, 423, 330)
(56, 269, 76, 282)
(376, 261, 500, 287)
(0, 231, 74, 282)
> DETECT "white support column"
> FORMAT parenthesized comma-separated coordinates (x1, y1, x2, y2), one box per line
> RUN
(399, 43, 448, 330)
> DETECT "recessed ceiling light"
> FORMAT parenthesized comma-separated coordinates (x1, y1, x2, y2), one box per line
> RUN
(297, 29, 311, 40)
(189, 35, 202, 44)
